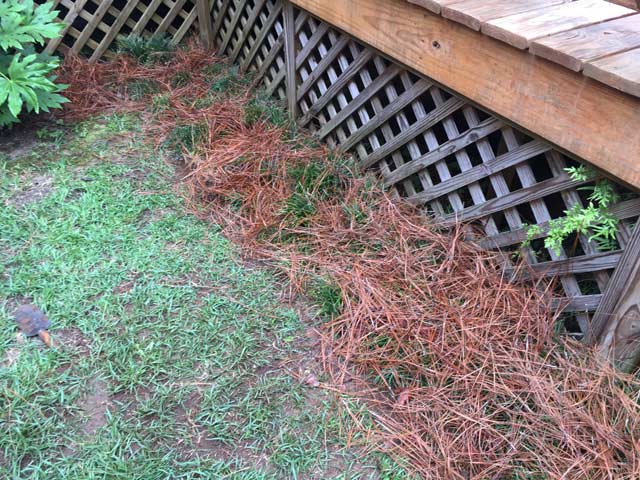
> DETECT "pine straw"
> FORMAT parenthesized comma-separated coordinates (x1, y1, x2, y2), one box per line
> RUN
(59, 47, 640, 479)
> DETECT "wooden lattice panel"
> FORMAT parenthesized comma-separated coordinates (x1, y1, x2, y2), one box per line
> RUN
(209, 0, 640, 339)
(39, 0, 204, 60)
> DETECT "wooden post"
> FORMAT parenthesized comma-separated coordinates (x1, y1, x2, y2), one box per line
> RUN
(197, 0, 214, 50)
(587, 221, 640, 372)
(283, 0, 298, 119)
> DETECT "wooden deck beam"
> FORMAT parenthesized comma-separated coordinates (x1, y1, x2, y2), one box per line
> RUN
(290, 0, 640, 190)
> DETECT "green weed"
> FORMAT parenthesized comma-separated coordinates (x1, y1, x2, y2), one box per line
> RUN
(165, 122, 209, 154)
(127, 79, 161, 101)
(310, 279, 344, 319)
(244, 95, 289, 128)
(116, 34, 174, 64)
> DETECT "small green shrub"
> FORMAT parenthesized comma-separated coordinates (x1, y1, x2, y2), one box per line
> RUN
(0, 0, 68, 127)
(523, 165, 619, 255)
(116, 34, 174, 64)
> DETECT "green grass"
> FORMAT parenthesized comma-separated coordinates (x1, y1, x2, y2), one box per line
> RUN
(116, 34, 174, 65)
(0, 115, 409, 479)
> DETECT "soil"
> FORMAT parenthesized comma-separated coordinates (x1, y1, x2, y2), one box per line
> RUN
(7, 174, 55, 209)
(0, 113, 56, 161)
(78, 378, 111, 437)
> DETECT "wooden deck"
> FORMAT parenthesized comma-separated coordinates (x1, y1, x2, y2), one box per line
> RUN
(43, 0, 640, 362)
(409, 0, 640, 98)
(291, 0, 640, 191)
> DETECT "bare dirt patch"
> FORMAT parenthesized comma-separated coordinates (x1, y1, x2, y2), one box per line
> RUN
(7, 175, 54, 209)
(78, 377, 111, 437)
(1, 346, 22, 368)
(55, 327, 91, 355)
(0, 114, 53, 161)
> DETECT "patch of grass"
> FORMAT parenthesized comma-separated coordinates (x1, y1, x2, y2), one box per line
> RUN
(172, 71, 192, 88)
(127, 79, 161, 101)
(207, 65, 253, 98)
(104, 112, 142, 134)
(0, 115, 407, 479)
(35, 120, 66, 146)
(244, 95, 289, 128)
(310, 279, 344, 319)
(165, 122, 208, 155)
(281, 160, 345, 226)
(151, 93, 171, 114)
(116, 34, 174, 64)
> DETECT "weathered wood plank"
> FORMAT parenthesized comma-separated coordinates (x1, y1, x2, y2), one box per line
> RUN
(298, 48, 375, 127)
(316, 64, 401, 140)
(383, 117, 503, 186)
(524, 250, 622, 277)
(483, 0, 635, 50)
(589, 222, 640, 371)
(340, 79, 432, 152)
(211, 0, 233, 40)
(406, 140, 550, 204)
(197, 0, 215, 49)
(583, 47, 640, 97)
(156, 0, 190, 35)
(553, 294, 604, 313)
(531, 14, 640, 72)
(439, 175, 591, 224)
(295, 35, 350, 101)
(442, 0, 569, 32)
(479, 197, 640, 249)
(173, 6, 201, 44)
(289, 0, 640, 190)
(71, 0, 113, 55)
(608, 0, 639, 9)
(218, 0, 246, 53)
(132, 0, 164, 34)
(267, 18, 330, 93)
(45, 0, 90, 54)
(240, 2, 283, 71)
(283, 0, 298, 118)
(406, 0, 461, 14)
(230, 0, 267, 62)
(360, 97, 465, 168)
(254, 30, 286, 85)
(256, 12, 306, 87)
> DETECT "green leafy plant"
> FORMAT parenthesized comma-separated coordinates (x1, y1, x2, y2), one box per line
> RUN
(523, 165, 619, 255)
(0, 0, 68, 127)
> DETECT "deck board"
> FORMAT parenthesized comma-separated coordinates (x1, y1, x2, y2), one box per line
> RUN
(442, 0, 570, 31)
(584, 47, 640, 96)
(531, 14, 640, 71)
(483, 0, 635, 49)
(292, 0, 640, 190)
(406, 0, 460, 15)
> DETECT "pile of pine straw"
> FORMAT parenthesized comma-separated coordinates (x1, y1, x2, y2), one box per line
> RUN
(59, 46, 640, 479)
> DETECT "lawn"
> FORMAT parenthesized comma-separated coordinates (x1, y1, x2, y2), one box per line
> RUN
(0, 113, 406, 479)
(3, 39, 639, 480)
